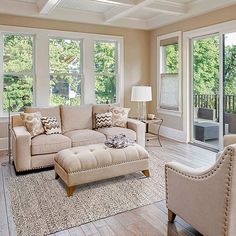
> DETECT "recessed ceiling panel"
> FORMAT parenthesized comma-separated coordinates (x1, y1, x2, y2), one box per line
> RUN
(127, 8, 158, 20)
(58, 0, 113, 13)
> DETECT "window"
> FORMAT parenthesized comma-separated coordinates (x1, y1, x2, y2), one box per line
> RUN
(3, 34, 34, 112)
(49, 38, 82, 106)
(94, 41, 118, 104)
(158, 33, 181, 113)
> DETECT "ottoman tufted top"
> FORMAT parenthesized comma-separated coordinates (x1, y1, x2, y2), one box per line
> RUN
(55, 143, 149, 174)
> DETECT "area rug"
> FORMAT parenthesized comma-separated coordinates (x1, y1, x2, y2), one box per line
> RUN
(8, 150, 166, 236)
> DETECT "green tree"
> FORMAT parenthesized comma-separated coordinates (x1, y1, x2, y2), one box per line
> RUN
(3, 35, 33, 112)
(165, 44, 179, 73)
(193, 36, 220, 95)
(94, 42, 117, 104)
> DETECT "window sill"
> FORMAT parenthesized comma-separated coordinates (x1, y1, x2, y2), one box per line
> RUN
(157, 108, 182, 117)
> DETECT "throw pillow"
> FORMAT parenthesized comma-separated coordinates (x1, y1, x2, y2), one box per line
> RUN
(95, 112, 113, 129)
(41, 117, 62, 135)
(20, 112, 44, 137)
(110, 106, 130, 128)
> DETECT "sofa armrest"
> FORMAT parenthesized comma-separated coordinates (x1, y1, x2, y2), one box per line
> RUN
(12, 126, 32, 172)
(224, 134, 236, 147)
(127, 118, 146, 147)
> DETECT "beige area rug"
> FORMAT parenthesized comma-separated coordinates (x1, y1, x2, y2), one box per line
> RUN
(8, 149, 166, 236)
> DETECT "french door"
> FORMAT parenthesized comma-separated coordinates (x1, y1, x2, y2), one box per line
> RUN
(191, 31, 236, 150)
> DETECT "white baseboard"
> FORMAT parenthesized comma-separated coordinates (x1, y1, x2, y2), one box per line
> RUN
(149, 124, 186, 143)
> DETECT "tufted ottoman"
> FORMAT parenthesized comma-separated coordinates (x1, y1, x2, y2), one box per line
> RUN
(54, 143, 150, 197)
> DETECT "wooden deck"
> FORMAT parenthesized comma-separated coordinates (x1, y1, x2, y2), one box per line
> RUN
(0, 138, 216, 236)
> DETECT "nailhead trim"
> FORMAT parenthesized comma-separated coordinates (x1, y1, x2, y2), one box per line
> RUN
(165, 147, 234, 235)
(15, 164, 53, 172)
(55, 157, 149, 175)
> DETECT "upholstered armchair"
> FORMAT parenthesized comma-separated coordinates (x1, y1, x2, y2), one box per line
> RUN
(165, 142, 236, 236)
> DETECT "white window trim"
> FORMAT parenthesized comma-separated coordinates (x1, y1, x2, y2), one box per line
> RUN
(0, 25, 124, 115)
(157, 31, 182, 117)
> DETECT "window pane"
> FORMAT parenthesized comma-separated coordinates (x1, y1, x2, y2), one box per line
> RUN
(94, 42, 116, 74)
(94, 41, 117, 104)
(160, 74, 179, 110)
(162, 44, 179, 73)
(3, 75, 33, 112)
(95, 74, 116, 104)
(50, 74, 81, 106)
(3, 34, 33, 73)
(49, 38, 81, 73)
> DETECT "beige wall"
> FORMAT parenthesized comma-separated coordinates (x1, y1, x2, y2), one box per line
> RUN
(150, 4, 236, 131)
(0, 14, 150, 117)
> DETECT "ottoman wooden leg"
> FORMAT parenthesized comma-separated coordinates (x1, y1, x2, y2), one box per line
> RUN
(142, 169, 150, 177)
(168, 209, 176, 223)
(67, 186, 75, 197)
(55, 172, 59, 179)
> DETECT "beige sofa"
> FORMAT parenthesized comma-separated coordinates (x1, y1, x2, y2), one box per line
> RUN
(11, 104, 146, 172)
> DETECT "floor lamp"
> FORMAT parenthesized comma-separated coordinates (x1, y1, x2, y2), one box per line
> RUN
(131, 86, 152, 120)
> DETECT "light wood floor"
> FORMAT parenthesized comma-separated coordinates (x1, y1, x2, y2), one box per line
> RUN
(0, 138, 216, 236)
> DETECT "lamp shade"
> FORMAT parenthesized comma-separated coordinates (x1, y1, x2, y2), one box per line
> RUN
(131, 86, 152, 102)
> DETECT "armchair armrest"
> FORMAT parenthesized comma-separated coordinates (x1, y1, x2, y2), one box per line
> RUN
(127, 118, 145, 147)
(224, 134, 236, 147)
(12, 126, 32, 172)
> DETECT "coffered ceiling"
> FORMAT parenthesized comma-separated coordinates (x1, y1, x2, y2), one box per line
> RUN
(1, 0, 236, 30)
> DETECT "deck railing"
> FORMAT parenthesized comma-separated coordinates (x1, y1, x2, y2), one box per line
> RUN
(194, 94, 236, 119)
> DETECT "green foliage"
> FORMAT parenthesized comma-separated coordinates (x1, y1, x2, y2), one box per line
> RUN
(3, 35, 34, 112)
(164, 44, 179, 73)
(94, 42, 117, 104)
(3, 75, 33, 112)
(193, 36, 220, 95)
(224, 44, 236, 95)
(49, 38, 80, 73)
(3, 35, 33, 73)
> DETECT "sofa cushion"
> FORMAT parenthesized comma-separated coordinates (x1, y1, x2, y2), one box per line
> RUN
(31, 134, 71, 155)
(92, 103, 119, 129)
(41, 116, 62, 135)
(61, 104, 92, 133)
(64, 129, 106, 147)
(20, 112, 44, 137)
(98, 127, 136, 141)
(110, 106, 130, 128)
(95, 112, 113, 129)
(24, 106, 61, 128)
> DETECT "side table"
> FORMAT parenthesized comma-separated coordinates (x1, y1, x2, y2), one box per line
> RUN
(141, 119, 163, 147)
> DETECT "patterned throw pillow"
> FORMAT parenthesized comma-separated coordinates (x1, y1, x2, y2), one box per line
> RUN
(41, 117, 62, 135)
(110, 106, 130, 128)
(95, 112, 113, 129)
(20, 112, 45, 137)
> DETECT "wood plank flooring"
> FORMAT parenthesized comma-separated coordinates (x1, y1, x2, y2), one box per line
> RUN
(0, 138, 216, 236)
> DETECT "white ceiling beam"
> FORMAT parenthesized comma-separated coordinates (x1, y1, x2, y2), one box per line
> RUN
(37, 0, 63, 15)
(92, 0, 135, 7)
(147, 0, 187, 15)
(104, 0, 154, 22)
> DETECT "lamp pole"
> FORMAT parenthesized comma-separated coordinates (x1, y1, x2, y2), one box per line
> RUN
(7, 92, 12, 164)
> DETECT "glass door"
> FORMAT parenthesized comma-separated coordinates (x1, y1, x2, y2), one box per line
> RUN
(223, 32, 236, 137)
(191, 34, 220, 149)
